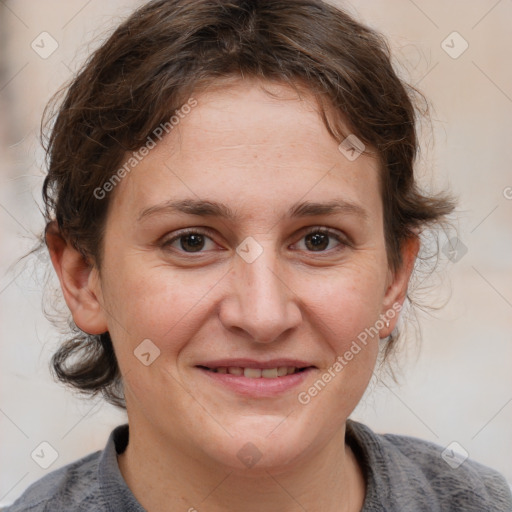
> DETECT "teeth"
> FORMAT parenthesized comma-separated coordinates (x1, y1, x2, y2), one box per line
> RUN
(244, 368, 262, 378)
(210, 366, 303, 378)
(261, 368, 278, 378)
(277, 366, 288, 377)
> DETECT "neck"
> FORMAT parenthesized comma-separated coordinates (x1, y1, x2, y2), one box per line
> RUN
(117, 418, 366, 512)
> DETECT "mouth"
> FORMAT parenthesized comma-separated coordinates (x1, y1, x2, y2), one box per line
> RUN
(197, 365, 314, 378)
(194, 360, 317, 397)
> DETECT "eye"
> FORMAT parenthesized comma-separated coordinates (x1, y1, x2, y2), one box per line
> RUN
(161, 228, 218, 253)
(293, 227, 348, 253)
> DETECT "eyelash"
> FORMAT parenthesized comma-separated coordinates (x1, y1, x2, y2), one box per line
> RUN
(160, 226, 350, 255)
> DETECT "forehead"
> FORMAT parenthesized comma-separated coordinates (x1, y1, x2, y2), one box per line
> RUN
(110, 79, 382, 224)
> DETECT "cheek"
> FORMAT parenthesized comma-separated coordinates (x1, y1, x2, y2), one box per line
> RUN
(101, 257, 225, 358)
(294, 272, 383, 421)
(303, 264, 386, 345)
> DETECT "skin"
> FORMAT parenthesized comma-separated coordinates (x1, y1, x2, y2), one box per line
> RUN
(47, 77, 419, 512)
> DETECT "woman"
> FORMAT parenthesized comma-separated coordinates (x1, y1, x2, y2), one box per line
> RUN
(4, 0, 511, 510)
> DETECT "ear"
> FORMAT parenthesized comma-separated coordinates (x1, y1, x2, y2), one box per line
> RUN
(45, 221, 108, 335)
(379, 234, 420, 338)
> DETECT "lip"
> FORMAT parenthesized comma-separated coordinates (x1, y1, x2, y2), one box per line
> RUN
(195, 358, 315, 369)
(195, 359, 317, 397)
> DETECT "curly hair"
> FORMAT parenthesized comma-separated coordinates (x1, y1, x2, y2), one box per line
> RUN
(40, 0, 456, 408)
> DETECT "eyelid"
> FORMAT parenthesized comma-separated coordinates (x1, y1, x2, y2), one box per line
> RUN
(293, 226, 351, 247)
(160, 226, 220, 250)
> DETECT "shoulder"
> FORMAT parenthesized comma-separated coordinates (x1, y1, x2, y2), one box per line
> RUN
(383, 431, 512, 510)
(347, 420, 512, 512)
(2, 450, 103, 512)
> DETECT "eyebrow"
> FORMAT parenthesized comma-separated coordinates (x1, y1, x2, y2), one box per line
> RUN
(137, 198, 369, 222)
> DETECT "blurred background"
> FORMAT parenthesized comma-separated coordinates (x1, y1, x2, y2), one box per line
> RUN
(1, 0, 511, 506)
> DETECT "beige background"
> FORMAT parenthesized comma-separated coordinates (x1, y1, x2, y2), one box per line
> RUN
(1, 0, 511, 506)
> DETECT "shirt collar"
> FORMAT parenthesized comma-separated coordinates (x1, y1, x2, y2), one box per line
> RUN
(98, 424, 146, 512)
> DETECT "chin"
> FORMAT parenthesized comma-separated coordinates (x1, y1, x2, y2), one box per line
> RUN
(201, 417, 319, 473)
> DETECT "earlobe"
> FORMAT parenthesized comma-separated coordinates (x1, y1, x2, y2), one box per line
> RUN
(380, 235, 420, 337)
(45, 221, 108, 335)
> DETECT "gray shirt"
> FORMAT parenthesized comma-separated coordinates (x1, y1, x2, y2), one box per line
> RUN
(3, 420, 512, 511)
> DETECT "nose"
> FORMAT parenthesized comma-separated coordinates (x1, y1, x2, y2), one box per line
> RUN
(219, 241, 302, 344)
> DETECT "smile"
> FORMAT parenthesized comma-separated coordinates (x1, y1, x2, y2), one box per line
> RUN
(199, 366, 311, 378)
(195, 363, 317, 397)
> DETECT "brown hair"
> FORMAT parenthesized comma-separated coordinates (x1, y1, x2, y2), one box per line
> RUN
(41, 0, 456, 408)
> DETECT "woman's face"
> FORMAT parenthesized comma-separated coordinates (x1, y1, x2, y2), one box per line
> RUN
(87, 79, 414, 470)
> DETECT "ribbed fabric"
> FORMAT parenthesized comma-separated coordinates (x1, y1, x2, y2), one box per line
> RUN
(3, 420, 511, 511)
(345, 421, 512, 511)
(2, 425, 143, 512)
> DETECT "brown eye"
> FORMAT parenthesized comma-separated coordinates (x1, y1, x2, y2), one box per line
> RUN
(305, 232, 330, 251)
(161, 229, 217, 254)
(295, 228, 348, 253)
(178, 233, 206, 252)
